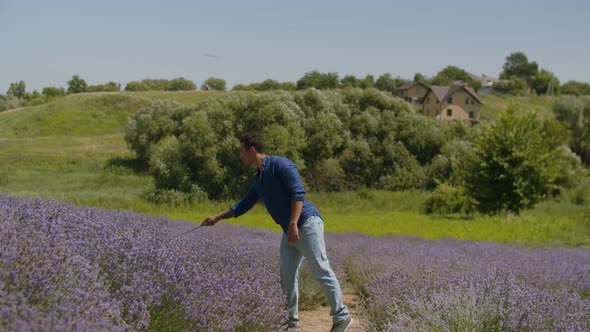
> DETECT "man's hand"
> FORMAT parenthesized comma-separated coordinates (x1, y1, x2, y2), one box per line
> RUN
(202, 215, 220, 226)
(287, 223, 299, 243)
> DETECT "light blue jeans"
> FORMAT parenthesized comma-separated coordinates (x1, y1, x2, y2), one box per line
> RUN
(280, 215, 350, 325)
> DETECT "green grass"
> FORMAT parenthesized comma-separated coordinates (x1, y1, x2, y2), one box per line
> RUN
(1, 91, 588, 248)
(479, 94, 556, 121)
(0, 91, 220, 137)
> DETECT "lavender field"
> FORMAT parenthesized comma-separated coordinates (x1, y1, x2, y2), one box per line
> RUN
(1, 194, 589, 331)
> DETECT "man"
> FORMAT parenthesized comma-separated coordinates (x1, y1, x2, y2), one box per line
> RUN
(203, 133, 353, 332)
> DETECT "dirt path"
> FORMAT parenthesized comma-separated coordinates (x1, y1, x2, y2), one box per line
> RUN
(298, 285, 365, 332)
(1, 107, 26, 114)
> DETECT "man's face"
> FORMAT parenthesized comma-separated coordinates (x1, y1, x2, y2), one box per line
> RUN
(239, 143, 256, 166)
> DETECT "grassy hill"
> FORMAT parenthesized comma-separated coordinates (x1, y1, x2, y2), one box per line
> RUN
(1, 91, 588, 247)
(479, 94, 556, 121)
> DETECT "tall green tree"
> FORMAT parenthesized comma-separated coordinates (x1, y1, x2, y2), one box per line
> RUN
(202, 77, 226, 91)
(553, 96, 590, 164)
(296, 70, 339, 90)
(463, 104, 576, 214)
(530, 69, 559, 95)
(67, 75, 88, 93)
(431, 66, 481, 90)
(500, 52, 539, 85)
(7, 80, 26, 98)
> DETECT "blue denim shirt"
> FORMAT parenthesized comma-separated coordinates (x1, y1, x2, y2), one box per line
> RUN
(230, 155, 321, 233)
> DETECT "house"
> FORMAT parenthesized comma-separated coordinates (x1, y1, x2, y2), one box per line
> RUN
(422, 85, 483, 122)
(395, 81, 429, 104)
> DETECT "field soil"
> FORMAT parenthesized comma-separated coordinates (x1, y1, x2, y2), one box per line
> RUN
(298, 285, 365, 332)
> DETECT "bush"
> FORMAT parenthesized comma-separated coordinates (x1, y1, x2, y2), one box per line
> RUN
(42, 86, 66, 98)
(123, 89, 476, 200)
(463, 104, 581, 214)
(124, 100, 187, 160)
(305, 159, 353, 192)
(142, 187, 207, 206)
(423, 182, 477, 214)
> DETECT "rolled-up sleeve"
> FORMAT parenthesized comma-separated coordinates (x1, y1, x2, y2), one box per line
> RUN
(230, 185, 260, 217)
(278, 161, 306, 201)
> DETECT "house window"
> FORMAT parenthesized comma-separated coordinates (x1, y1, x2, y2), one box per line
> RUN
(471, 100, 475, 105)
(447, 97, 453, 104)
(447, 109, 452, 117)
(469, 111, 475, 119)
(465, 98, 469, 104)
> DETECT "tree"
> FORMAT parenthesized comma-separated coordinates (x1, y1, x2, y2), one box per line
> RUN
(296, 70, 339, 90)
(500, 52, 539, 84)
(431, 66, 471, 85)
(358, 74, 375, 89)
(103, 81, 121, 92)
(202, 77, 226, 91)
(67, 75, 88, 93)
(42, 86, 66, 98)
(530, 69, 559, 95)
(257, 79, 280, 91)
(125, 81, 148, 91)
(375, 74, 397, 92)
(561, 81, 590, 96)
(167, 77, 197, 91)
(553, 96, 590, 164)
(7, 81, 26, 98)
(493, 78, 528, 95)
(414, 73, 427, 83)
(340, 75, 359, 88)
(463, 104, 576, 214)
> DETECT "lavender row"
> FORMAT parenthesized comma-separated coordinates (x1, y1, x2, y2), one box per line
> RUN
(0, 195, 287, 331)
(329, 233, 590, 331)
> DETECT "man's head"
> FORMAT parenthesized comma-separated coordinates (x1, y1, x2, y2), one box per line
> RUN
(239, 133, 264, 166)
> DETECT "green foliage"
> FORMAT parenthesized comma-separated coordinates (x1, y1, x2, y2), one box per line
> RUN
(167, 78, 197, 91)
(257, 79, 280, 91)
(340, 75, 359, 88)
(375, 73, 407, 92)
(42, 86, 66, 98)
(414, 72, 429, 85)
(202, 77, 226, 91)
(493, 78, 528, 95)
(7, 80, 26, 98)
(427, 139, 475, 189)
(125, 78, 196, 92)
(430, 66, 482, 91)
(500, 52, 539, 84)
(377, 141, 427, 191)
(0, 95, 23, 111)
(296, 70, 339, 90)
(147, 136, 194, 192)
(87, 81, 121, 92)
(122, 89, 485, 199)
(67, 75, 88, 93)
(124, 100, 187, 159)
(423, 182, 477, 215)
(531, 69, 559, 95)
(553, 95, 590, 164)
(463, 104, 581, 214)
(125, 81, 148, 91)
(561, 80, 590, 96)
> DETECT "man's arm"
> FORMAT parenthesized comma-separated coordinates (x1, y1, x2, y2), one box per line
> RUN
(203, 185, 259, 226)
(203, 209, 234, 226)
(287, 200, 303, 243)
(278, 160, 306, 243)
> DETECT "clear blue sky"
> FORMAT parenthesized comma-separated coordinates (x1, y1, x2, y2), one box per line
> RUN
(1, 0, 589, 92)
